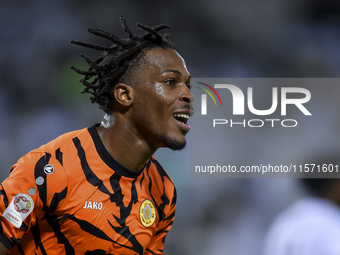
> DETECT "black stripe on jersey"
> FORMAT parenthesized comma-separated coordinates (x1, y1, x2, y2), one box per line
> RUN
(72, 137, 113, 197)
(155, 221, 173, 236)
(140, 171, 145, 191)
(149, 158, 174, 222)
(47, 215, 75, 255)
(145, 248, 161, 255)
(85, 249, 114, 255)
(31, 220, 47, 255)
(171, 188, 177, 207)
(140, 160, 151, 191)
(69, 215, 136, 251)
(0, 190, 9, 207)
(145, 163, 159, 220)
(108, 175, 143, 254)
(10, 236, 22, 246)
(20, 222, 28, 232)
(109, 174, 133, 222)
(107, 220, 143, 255)
(48, 187, 68, 213)
(164, 210, 175, 222)
(150, 157, 173, 183)
(17, 244, 25, 255)
(158, 194, 169, 221)
(131, 180, 138, 205)
(69, 215, 113, 242)
(0, 227, 14, 249)
(56, 148, 63, 166)
(34, 153, 51, 212)
(109, 174, 137, 225)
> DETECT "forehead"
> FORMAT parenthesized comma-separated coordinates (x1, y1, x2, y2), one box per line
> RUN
(141, 48, 190, 77)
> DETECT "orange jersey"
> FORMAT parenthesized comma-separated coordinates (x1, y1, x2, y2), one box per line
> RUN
(0, 124, 176, 255)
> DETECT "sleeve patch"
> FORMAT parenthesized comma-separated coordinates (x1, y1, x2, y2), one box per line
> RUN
(3, 193, 34, 228)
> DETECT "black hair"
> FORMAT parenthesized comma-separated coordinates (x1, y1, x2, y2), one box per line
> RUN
(70, 16, 175, 113)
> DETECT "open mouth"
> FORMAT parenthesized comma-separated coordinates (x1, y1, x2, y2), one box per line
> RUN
(173, 113, 190, 125)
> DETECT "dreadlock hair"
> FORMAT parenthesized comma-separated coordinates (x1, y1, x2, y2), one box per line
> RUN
(70, 16, 175, 113)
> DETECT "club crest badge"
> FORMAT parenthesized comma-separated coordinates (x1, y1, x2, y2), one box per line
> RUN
(139, 199, 156, 228)
(3, 193, 34, 228)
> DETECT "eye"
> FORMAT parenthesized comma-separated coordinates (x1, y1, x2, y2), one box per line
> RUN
(165, 79, 176, 86)
(186, 83, 191, 90)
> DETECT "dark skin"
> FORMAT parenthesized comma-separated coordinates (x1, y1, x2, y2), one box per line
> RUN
(0, 48, 193, 254)
(97, 47, 194, 172)
(0, 244, 7, 254)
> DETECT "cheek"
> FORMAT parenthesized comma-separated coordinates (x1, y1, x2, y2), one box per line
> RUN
(135, 84, 176, 119)
(154, 83, 166, 99)
(153, 83, 179, 107)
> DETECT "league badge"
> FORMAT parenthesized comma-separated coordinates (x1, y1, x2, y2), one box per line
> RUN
(3, 193, 34, 228)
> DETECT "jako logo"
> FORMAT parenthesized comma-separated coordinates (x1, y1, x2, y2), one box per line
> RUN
(196, 82, 223, 115)
(197, 83, 312, 116)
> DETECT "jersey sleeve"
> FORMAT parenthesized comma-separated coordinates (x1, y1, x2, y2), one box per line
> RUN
(0, 151, 68, 249)
(144, 187, 177, 255)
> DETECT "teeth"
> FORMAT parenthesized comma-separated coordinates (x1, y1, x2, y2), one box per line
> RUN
(173, 113, 190, 119)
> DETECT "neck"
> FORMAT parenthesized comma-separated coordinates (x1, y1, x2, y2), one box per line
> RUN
(96, 114, 157, 172)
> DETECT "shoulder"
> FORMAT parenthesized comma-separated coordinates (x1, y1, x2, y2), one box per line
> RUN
(147, 156, 176, 193)
(34, 126, 91, 155)
(145, 156, 177, 204)
(143, 157, 176, 226)
(15, 126, 93, 170)
(148, 156, 174, 183)
(5, 126, 92, 193)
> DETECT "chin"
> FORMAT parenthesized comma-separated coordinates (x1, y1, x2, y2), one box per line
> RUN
(159, 133, 187, 151)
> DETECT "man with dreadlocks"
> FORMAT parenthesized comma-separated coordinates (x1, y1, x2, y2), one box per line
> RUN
(0, 16, 193, 254)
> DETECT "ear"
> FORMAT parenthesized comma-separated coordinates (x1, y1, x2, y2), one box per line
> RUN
(113, 83, 133, 107)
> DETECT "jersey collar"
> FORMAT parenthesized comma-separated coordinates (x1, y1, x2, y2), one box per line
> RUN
(88, 123, 145, 178)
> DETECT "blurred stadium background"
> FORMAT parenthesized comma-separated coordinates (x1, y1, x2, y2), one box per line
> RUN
(2, 1, 340, 254)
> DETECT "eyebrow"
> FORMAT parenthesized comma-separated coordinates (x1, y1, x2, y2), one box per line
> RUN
(163, 69, 191, 81)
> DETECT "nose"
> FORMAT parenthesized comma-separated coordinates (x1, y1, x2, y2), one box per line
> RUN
(180, 85, 194, 104)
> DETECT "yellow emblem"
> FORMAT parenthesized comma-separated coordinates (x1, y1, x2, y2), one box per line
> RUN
(26, 200, 31, 210)
(139, 199, 156, 228)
